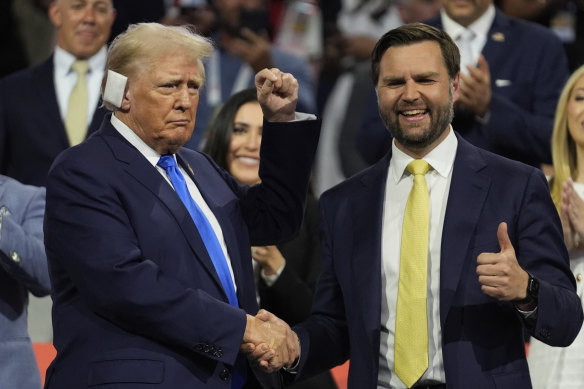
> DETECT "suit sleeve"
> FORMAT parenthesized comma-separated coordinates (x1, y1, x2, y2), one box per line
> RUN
(516, 169, 583, 346)
(258, 194, 322, 325)
(293, 194, 351, 378)
(0, 182, 49, 296)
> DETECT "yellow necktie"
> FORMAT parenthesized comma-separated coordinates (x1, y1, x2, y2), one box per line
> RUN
(395, 159, 430, 388)
(65, 60, 90, 146)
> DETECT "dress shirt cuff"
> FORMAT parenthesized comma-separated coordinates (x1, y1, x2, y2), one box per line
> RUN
(516, 305, 538, 319)
(260, 261, 286, 287)
(293, 112, 317, 122)
(281, 338, 301, 374)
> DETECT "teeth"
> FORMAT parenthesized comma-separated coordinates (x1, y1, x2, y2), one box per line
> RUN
(237, 157, 259, 164)
(402, 109, 426, 116)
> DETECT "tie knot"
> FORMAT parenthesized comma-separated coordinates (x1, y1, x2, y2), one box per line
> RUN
(407, 159, 430, 176)
(458, 29, 475, 42)
(71, 60, 89, 75)
(157, 154, 177, 171)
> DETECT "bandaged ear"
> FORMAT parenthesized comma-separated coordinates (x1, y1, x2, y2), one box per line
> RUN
(103, 70, 128, 108)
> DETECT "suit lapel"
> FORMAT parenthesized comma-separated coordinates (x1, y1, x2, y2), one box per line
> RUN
(439, 135, 490, 327)
(101, 122, 228, 300)
(35, 57, 70, 149)
(481, 9, 512, 74)
(350, 155, 390, 344)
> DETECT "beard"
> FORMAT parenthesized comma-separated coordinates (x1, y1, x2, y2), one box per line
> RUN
(379, 90, 454, 150)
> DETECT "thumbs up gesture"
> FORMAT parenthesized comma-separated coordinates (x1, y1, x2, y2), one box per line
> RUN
(476, 222, 530, 301)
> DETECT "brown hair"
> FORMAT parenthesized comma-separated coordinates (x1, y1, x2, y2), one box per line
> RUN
(371, 22, 460, 85)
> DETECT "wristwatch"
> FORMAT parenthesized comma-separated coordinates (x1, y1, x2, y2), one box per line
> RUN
(515, 272, 539, 306)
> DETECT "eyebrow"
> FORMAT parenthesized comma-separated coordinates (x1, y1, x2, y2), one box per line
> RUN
(381, 72, 440, 83)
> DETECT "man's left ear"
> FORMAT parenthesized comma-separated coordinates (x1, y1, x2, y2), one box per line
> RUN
(120, 87, 131, 111)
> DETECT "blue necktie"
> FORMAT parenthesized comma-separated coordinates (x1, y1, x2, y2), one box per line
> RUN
(157, 155, 239, 307)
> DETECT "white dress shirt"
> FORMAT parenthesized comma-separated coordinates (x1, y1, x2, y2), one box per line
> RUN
(53, 46, 107, 127)
(109, 113, 237, 290)
(378, 128, 458, 388)
(441, 5, 495, 75)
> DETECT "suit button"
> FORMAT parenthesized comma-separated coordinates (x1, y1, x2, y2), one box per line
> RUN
(219, 368, 230, 381)
(203, 345, 210, 353)
(195, 344, 203, 351)
(539, 327, 551, 339)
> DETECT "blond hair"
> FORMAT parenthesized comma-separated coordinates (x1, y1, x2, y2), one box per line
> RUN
(550, 65, 584, 211)
(100, 23, 214, 110)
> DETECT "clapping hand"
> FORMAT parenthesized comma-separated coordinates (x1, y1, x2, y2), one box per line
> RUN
(251, 245, 285, 276)
(561, 179, 584, 250)
(457, 54, 492, 117)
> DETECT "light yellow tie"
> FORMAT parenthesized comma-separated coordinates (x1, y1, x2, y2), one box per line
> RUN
(395, 159, 430, 388)
(65, 60, 90, 146)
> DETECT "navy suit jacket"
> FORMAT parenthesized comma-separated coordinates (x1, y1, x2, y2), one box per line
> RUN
(0, 55, 108, 186)
(43, 114, 320, 388)
(294, 134, 583, 389)
(0, 176, 48, 389)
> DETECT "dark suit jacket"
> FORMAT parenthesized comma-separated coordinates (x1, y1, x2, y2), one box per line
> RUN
(294, 134, 583, 389)
(0, 54, 108, 186)
(426, 9, 569, 167)
(43, 114, 320, 388)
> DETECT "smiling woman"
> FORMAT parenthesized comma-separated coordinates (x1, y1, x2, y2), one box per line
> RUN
(204, 89, 262, 186)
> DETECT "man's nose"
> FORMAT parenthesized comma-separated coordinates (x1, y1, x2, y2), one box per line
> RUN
(82, 6, 96, 22)
(402, 80, 420, 102)
(176, 87, 193, 109)
(245, 132, 261, 150)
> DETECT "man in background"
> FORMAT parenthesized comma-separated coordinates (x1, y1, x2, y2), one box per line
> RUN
(426, 0, 570, 168)
(0, 0, 116, 186)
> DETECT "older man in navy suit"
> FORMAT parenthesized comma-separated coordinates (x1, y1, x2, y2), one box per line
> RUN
(43, 22, 317, 388)
(0, 0, 116, 186)
(256, 23, 582, 389)
(0, 176, 48, 389)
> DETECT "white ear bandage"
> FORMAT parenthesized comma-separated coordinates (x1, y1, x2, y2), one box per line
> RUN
(103, 70, 128, 108)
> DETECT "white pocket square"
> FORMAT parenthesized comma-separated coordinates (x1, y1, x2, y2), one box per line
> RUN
(495, 79, 512, 87)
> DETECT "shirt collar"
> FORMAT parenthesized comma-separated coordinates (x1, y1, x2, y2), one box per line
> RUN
(440, 4, 495, 40)
(389, 126, 458, 184)
(53, 45, 108, 77)
(110, 113, 166, 167)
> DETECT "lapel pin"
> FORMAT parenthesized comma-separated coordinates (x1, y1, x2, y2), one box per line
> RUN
(187, 164, 194, 176)
(491, 32, 505, 42)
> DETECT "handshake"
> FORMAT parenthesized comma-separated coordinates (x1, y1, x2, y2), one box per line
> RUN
(241, 309, 300, 373)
